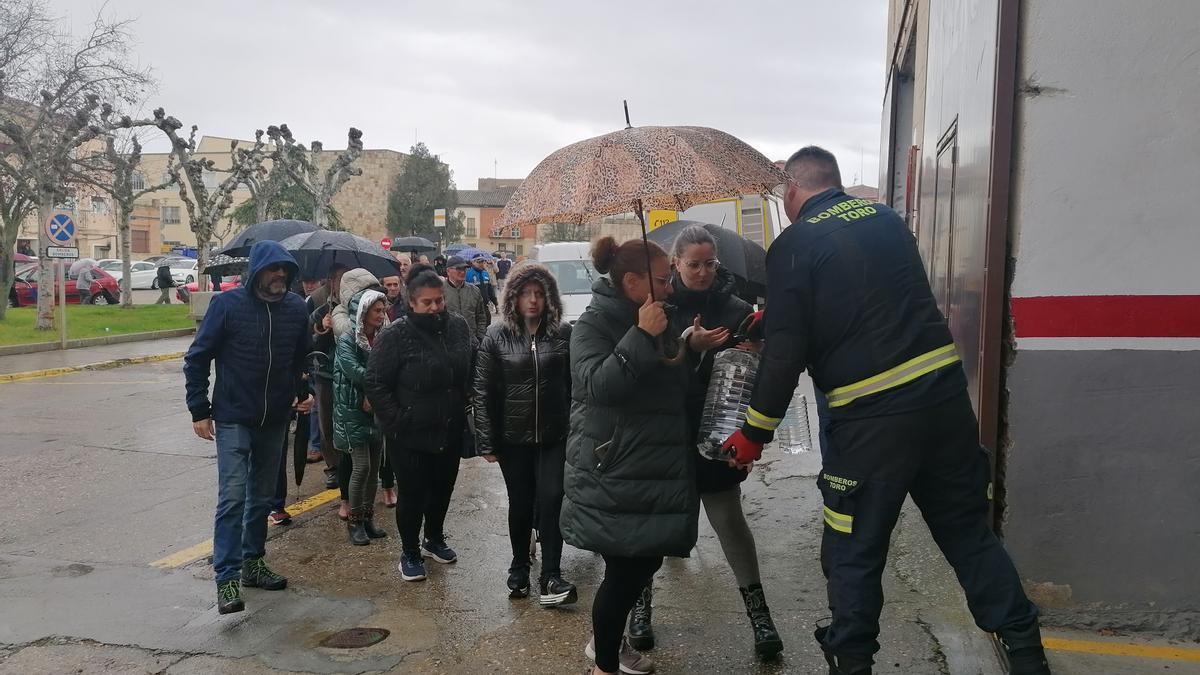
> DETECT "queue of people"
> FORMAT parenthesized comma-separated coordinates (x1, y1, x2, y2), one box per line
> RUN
(185, 145, 1050, 675)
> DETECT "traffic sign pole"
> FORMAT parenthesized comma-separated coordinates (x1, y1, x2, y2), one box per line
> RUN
(58, 260, 67, 349)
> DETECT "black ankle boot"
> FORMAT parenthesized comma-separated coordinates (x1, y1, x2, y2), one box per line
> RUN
(347, 508, 369, 546)
(1000, 622, 1052, 675)
(740, 584, 784, 659)
(362, 507, 387, 539)
(627, 583, 655, 650)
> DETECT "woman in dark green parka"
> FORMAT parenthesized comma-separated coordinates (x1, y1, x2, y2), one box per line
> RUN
(333, 288, 390, 546)
(562, 236, 697, 675)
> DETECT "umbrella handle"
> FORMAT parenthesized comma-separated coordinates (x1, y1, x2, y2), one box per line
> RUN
(635, 198, 656, 303)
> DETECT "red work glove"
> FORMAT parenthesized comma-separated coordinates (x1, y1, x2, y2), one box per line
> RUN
(721, 429, 763, 467)
(740, 310, 765, 342)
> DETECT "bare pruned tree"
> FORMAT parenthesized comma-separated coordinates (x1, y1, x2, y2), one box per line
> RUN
(243, 159, 290, 225)
(75, 131, 177, 307)
(267, 125, 363, 229)
(0, 4, 153, 329)
(153, 109, 269, 291)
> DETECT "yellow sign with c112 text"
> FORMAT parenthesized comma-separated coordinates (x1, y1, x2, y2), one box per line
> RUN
(648, 210, 678, 231)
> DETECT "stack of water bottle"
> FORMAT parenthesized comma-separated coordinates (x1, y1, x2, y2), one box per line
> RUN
(696, 347, 812, 460)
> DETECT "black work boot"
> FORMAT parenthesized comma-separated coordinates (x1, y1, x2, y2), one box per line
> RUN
(216, 580, 244, 614)
(347, 508, 369, 546)
(815, 625, 873, 674)
(626, 583, 655, 650)
(740, 584, 784, 659)
(362, 507, 388, 539)
(241, 557, 287, 591)
(1000, 622, 1052, 675)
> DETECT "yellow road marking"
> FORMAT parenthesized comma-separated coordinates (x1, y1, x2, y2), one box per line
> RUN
(0, 352, 185, 383)
(1044, 637, 1200, 663)
(150, 488, 340, 569)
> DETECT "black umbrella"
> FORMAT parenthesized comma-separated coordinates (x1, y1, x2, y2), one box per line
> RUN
(647, 220, 768, 299)
(278, 230, 401, 280)
(201, 253, 249, 277)
(218, 219, 319, 257)
(391, 236, 437, 253)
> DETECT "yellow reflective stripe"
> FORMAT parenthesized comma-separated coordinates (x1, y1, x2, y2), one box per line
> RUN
(827, 344, 960, 408)
(745, 407, 782, 431)
(823, 506, 854, 534)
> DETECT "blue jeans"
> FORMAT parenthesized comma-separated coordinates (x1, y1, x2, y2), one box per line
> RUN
(214, 421, 289, 582)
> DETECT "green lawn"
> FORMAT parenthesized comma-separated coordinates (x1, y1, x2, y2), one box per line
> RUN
(0, 305, 194, 346)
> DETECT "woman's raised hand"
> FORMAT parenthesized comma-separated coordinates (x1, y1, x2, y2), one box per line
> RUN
(638, 296, 668, 337)
(688, 315, 731, 352)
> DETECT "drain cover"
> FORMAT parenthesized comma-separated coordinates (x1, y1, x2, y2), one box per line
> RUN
(320, 627, 391, 649)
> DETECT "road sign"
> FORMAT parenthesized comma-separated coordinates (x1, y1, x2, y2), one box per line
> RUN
(45, 246, 79, 259)
(45, 211, 76, 245)
(381, 237, 392, 250)
(433, 208, 446, 228)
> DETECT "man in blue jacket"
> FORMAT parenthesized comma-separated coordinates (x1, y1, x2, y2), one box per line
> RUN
(723, 147, 1048, 675)
(184, 241, 313, 615)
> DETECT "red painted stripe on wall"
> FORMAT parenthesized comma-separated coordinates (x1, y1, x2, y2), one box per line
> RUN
(1011, 295, 1200, 338)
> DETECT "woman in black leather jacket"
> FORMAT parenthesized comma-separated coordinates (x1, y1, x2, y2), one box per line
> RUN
(472, 261, 576, 607)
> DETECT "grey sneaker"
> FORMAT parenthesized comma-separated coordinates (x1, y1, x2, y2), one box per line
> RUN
(585, 636, 655, 675)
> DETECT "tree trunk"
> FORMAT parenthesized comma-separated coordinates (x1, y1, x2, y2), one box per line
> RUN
(255, 196, 269, 225)
(312, 198, 328, 229)
(118, 204, 134, 309)
(35, 197, 55, 330)
(0, 246, 12, 322)
(195, 227, 210, 294)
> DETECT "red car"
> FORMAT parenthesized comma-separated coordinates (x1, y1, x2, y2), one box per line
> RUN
(176, 277, 241, 302)
(7, 263, 121, 307)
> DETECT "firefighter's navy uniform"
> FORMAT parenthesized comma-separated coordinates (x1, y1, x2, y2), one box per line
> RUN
(740, 188, 1040, 665)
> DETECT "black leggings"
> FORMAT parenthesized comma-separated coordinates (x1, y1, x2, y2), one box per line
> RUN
(380, 437, 396, 490)
(496, 442, 566, 579)
(389, 445, 461, 553)
(337, 449, 353, 501)
(593, 555, 663, 672)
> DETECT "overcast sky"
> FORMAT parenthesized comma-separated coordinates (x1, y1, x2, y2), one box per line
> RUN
(57, 0, 887, 190)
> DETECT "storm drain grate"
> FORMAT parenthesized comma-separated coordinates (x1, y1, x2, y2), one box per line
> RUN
(320, 627, 391, 649)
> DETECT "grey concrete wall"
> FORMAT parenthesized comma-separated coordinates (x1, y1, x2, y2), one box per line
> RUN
(1005, 349, 1200, 636)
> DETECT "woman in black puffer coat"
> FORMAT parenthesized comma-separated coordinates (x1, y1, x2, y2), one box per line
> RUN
(365, 264, 473, 583)
(473, 261, 575, 606)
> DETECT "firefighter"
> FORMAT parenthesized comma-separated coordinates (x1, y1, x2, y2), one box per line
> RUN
(721, 147, 1051, 675)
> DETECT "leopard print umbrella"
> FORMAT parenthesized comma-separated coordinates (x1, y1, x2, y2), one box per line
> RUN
(496, 126, 787, 229)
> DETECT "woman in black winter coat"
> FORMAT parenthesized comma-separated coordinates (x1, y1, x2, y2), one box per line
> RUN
(562, 237, 697, 675)
(365, 264, 473, 583)
(473, 261, 575, 606)
(627, 225, 784, 660)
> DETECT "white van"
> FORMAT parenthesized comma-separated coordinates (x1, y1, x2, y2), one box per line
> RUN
(534, 242, 596, 324)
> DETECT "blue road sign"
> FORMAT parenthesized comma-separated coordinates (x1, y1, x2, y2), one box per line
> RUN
(46, 212, 76, 245)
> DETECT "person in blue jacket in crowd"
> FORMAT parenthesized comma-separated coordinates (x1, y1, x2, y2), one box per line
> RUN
(183, 240, 314, 616)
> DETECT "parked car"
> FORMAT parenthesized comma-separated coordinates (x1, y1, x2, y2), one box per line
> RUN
(103, 260, 160, 290)
(168, 259, 202, 286)
(533, 242, 596, 324)
(7, 263, 121, 307)
(175, 276, 240, 302)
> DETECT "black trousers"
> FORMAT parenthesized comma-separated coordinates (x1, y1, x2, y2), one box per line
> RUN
(818, 392, 1039, 659)
(337, 449, 353, 501)
(593, 555, 663, 672)
(496, 441, 566, 580)
(389, 444, 461, 553)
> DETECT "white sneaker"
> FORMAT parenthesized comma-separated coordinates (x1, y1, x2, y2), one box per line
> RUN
(584, 636, 654, 674)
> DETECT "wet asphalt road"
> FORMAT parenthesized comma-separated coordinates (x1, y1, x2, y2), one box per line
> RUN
(0, 357, 1004, 674)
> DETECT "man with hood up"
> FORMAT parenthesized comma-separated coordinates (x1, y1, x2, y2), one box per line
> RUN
(184, 240, 313, 616)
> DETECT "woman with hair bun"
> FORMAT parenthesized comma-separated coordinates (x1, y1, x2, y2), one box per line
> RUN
(561, 236, 697, 675)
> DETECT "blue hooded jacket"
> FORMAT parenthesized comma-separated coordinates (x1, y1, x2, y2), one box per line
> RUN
(184, 241, 311, 426)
